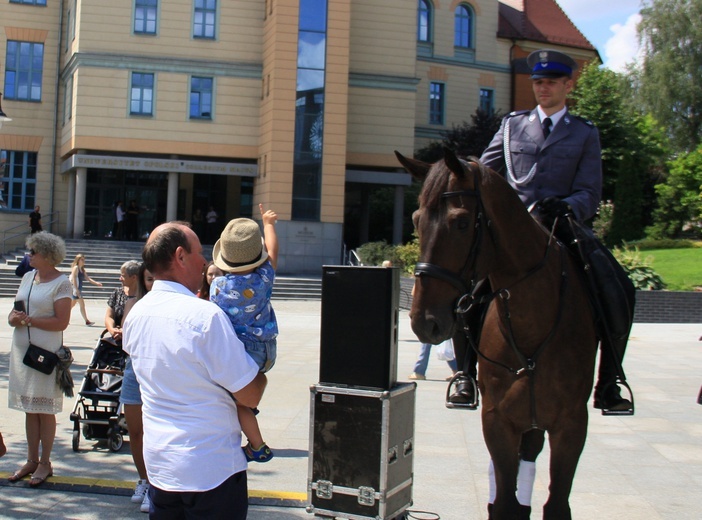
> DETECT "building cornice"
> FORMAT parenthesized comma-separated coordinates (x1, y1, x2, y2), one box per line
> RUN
(60, 52, 262, 81)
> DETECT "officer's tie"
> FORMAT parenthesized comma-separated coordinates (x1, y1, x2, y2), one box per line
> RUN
(542, 117, 552, 139)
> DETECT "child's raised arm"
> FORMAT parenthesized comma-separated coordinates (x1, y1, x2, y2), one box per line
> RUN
(259, 203, 279, 270)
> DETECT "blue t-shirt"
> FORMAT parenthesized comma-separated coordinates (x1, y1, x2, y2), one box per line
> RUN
(210, 261, 278, 343)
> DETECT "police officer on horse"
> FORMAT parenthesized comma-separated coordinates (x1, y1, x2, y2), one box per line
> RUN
(448, 49, 635, 415)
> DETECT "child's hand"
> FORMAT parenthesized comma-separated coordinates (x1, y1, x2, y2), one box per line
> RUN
(259, 204, 278, 226)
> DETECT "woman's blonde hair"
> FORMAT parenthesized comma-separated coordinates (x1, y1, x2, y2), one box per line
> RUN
(71, 254, 85, 269)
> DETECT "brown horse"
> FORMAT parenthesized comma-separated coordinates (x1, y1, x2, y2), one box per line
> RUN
(396, 148, 598, 520)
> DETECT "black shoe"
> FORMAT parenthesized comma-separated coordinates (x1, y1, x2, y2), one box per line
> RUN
(594, 385, 633, 414)
(446, 375, 479, 410)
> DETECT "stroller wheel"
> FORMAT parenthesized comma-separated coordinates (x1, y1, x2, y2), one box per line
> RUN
(109, 432, 124, 452)
(72, 429, 80, 452)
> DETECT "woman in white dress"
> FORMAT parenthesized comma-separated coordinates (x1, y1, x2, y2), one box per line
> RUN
(7, 232, 72, 487)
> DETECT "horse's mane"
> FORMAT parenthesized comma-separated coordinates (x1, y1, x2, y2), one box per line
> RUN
(419, 155, 492, 209)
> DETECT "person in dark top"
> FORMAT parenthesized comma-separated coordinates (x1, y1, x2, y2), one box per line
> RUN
(29, 206, 42, 234)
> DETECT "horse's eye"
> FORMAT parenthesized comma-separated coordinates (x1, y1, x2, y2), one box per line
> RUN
(457, 217, 471, 230)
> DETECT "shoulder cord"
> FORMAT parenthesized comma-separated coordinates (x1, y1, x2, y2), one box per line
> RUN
(25, 272, 64, 348)
(503, 117, 538, 186)
(26, 272, 36, 344)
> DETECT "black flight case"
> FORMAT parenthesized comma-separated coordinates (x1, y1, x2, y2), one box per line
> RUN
(307, 382, 416, 520)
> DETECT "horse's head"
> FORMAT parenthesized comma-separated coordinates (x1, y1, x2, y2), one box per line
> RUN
(396, 147, 491, 344)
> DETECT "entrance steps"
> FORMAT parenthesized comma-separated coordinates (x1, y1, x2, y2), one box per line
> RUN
(0, 239, 321, 300)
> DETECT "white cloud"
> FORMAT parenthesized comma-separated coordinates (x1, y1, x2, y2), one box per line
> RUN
(603, 13, 642, 72)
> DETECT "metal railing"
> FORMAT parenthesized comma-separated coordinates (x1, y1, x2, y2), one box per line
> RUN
(1, 211, 60, 255)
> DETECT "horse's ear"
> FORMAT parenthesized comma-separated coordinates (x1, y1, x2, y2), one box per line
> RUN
(443, 147, 465, 178)
(395, 150, 431, 182)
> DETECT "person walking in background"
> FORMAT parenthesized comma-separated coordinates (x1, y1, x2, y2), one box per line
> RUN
(7, 232, 72, 487)
(69, 254, 103, 326)
(29, 206, 42, 234)
(104, 260, 140, 343)
(211, 204, 279, 463)
(126, 200, 140, 241)
(0, 431, 6, 458)
(123, 221, 266, 519)
(408, 341, 458, 381)
(205, 205, 218, 244)
(121, 263, 155, 513)
(113, 201, 126, 240)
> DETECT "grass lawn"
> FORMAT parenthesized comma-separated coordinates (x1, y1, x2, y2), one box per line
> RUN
(640, 248, 702, 291)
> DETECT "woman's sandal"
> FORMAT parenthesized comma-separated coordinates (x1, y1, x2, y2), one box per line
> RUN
(28, 461, 53, 488)
(8, 459, 39, 482)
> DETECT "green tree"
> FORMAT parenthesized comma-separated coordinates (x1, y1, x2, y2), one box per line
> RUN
(570, 61, 666, 244)
(415, 108, 503, 163)
(646, 144, 702, 238)
(637, 0, 702, 152)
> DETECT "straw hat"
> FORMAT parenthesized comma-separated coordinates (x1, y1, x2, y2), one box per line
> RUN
(212, 218, 268, 273)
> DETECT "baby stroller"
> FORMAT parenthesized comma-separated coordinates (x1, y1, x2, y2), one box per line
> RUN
(70, 330, 129, 452)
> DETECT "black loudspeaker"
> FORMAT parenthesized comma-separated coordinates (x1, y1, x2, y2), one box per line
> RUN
(320, 266, 399, 390)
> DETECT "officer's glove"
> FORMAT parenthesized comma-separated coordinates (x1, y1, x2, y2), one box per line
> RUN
(538, 196, 572, 219)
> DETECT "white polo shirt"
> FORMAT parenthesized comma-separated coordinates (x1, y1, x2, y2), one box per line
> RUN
(123, 280, 259, 492)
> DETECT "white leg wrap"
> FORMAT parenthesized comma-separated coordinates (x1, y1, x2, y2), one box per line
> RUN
(516, 460, 536, 506)
(488, 459, 496, 503)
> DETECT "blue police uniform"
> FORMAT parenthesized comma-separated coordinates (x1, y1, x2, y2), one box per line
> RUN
(480, 109, 602, 222)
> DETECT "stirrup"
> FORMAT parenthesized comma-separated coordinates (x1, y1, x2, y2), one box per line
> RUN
(445, 372, 479, 410)
(599, 379, 635, 416)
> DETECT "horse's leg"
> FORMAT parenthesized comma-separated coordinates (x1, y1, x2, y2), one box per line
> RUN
(542, 414, 588, 520)
(483, 415, 521, 519)
(512, 429, 546, 518)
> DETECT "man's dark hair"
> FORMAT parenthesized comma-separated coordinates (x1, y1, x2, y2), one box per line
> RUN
(142, 221, 192, 274)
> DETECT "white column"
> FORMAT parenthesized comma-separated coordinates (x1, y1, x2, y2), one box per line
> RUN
(73, 167, 87, 238)
(166, 172, 178, 222)
(65, 172, 76, 238)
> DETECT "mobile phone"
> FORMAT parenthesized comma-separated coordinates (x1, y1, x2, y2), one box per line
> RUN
(14, 300, 26, 313)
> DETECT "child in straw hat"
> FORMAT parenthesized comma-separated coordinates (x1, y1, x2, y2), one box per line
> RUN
(210, 204, 279, 462)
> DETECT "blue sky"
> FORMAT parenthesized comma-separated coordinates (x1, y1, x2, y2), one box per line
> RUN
(557, 0, 643, 71)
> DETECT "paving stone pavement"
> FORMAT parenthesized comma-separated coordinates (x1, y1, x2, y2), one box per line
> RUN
(0, 297, 701, 519)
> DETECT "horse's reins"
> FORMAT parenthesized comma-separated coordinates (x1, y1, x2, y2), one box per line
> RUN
(414, 159, 568, 429)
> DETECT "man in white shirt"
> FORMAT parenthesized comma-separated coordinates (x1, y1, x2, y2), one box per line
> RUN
(123, 221, 266, 519)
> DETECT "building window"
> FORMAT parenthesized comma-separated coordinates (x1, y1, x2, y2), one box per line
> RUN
(9, 0, 47, 5)
(190, 76, 213, 119)
(4, 41, 44, 102)
(292, 0, 327, 221)
(429, 82, 444, 125)
(0, 151, 38, 211)
(130, 72, 154, 116)
(65, 10, 72, 51)
(64, 75, 74, 124)
(193, 0, 216, 39)
(418, 0, 432, 42)
(135, 0, 158, 35)
(454, 5, 473, 48)
(480, 88, 494, 115)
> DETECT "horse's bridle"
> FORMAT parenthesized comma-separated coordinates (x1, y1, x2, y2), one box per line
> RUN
(413, 161, 488, 314)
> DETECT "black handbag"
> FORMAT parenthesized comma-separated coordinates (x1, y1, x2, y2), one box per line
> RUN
(23, 343, 59, 375)
(20, 273, 60, 375)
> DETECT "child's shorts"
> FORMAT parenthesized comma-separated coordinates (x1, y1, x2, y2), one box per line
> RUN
(119, 357, 142, 406)
(242, 339, 277, 373)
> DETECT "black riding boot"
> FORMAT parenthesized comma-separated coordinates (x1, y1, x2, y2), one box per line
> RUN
(588, 245, 636, 414)
(446, 281, 490, 410)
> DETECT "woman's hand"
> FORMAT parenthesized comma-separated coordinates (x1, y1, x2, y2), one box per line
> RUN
(8, 309, 29, 327)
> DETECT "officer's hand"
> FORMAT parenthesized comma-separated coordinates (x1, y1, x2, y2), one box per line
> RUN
(539, 197, 572, 218)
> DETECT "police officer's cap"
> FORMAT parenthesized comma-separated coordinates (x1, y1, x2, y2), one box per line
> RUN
(527, 49, 578, 79)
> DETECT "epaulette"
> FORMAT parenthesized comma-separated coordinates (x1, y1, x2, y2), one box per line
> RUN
(571, 114, 595, 127)
(506, 110, 530, 118)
